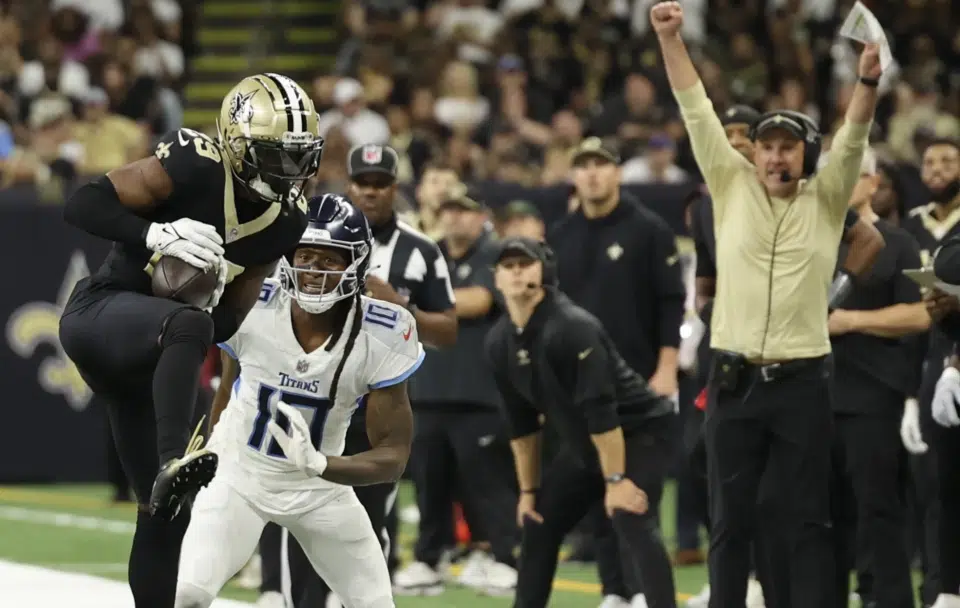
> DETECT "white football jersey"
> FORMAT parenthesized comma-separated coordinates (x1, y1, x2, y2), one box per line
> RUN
(213, 279, 424, 490)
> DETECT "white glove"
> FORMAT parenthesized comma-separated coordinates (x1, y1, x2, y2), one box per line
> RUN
(267, 401, 328, 476)
(933, 367, 960, 428)
(900, 398, 928, 454)
(145, 218, 224, 270)
(204, 256, 229, 311)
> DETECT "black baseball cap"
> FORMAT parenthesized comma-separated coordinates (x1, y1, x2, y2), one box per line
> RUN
(500, 199, 541, 221)
(570, 137, 620, 165)
(347, 144, 399, 180)
(495, 236, 548, 265)
(720, 105, 761, 128)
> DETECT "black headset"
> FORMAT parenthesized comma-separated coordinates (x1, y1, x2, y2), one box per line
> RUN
(749, 110, 822, 178)
(538, 241, 559, 288)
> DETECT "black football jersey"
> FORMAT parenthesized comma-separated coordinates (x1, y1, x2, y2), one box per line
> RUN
(91, 128, 309, 293)
(902, 203, 960, 265)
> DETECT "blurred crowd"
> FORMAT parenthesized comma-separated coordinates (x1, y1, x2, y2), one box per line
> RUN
(0, 0, 186, 199)
(308, 0, 960, 208)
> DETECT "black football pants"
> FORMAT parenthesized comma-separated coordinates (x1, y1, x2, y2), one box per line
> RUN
(829, 375, 913, 608)
(514, 416, 677, 608)
(705, 356, 834, 608)
(410, 408, 519, 568)
(913, 358, 944, 604)
(931, 419, 960, 595)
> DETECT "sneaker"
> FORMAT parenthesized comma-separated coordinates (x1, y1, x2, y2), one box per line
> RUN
(457, 551, 490, 590)
(598, 596, 630, 608)
(393, 561, 443, 596)
(256, 591, 286, 608)
(481, 560, 517, 597)
(686, 584, 710, 608)
(149, 418, 218, 519)
(630, 595, 649, 608)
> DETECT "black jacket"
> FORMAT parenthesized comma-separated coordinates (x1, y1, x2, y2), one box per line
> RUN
(485, 289, 675, 466)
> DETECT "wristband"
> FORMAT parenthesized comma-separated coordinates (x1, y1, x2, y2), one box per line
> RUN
(859, 76, 880, 87)
(520, 488, 538, 494)
(605, 473, 626, 484)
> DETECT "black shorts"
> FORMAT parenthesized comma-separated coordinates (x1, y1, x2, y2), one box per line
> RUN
(59, 277, 194, 398)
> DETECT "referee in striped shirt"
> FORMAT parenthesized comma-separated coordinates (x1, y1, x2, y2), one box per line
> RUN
(652, 2, 881, 606)
(284, 143, 457, 606)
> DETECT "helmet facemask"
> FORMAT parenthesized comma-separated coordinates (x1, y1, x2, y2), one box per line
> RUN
(279, 239, 369, 314)
(235, 132, 324, 204)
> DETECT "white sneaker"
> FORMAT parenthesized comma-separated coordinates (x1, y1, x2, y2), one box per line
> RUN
(746, 578, 766, 608)
(393, 561, 443, 596)
(630, 595, 648, 608)
(481, 560, 518, 597)
(598, 595, 631, 608)
(457, 551, 491, 589)
(686, 584, 710, 608)
(235, 553, 262, 590)
(932, 594, 960, 608)
(256, 591, 286, 608)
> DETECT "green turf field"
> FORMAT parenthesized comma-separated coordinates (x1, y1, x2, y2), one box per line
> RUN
(0, 481, 708, 607)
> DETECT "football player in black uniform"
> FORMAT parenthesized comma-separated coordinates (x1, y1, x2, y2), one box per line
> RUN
(58, 73, 322, 608)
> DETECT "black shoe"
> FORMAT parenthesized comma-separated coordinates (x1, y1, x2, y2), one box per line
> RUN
(149, 416, 218, 520)
(149, 449, 218, 519)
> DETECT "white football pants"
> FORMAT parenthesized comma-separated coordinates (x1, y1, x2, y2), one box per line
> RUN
(175, 473, 393, 608)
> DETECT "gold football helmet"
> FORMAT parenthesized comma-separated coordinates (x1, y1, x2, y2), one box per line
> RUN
(217, 73, 323, 203)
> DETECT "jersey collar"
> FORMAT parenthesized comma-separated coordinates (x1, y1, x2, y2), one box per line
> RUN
(371, 214, 398, 245)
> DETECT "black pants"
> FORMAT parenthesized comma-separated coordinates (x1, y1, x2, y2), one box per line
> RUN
(932, 419, 960, 595)
(411, 408, 518, 568)
(705, 356, 834, 608)
(59, 280, 213, 608)
(284, 419, 399, 607)
(829, 375, 913, 608)
(514, 416, 677, 608)
(913, 359, 944, 604)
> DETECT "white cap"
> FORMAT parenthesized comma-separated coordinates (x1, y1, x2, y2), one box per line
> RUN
(333, 78, 363, 106)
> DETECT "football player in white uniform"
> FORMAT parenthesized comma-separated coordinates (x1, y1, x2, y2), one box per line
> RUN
(175, 194, 423, 608)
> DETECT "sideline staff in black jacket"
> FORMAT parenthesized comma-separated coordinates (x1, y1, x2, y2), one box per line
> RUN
(485, 237, 677, 608)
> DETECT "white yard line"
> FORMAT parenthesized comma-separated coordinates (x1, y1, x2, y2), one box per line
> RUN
(0, 505, 135, 534)
(0, 560, 253, 607)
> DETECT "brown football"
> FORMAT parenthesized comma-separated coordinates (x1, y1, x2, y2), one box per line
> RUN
(151, 256, 219, 309)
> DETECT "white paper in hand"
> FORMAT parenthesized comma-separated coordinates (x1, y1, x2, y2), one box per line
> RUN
(839, 1, 893, 71)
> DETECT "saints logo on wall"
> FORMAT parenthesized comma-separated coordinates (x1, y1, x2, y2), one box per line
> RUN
(5, 251, 92, 411)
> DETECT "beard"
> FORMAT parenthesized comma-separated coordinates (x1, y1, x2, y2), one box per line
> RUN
(928, 177, 960, 204)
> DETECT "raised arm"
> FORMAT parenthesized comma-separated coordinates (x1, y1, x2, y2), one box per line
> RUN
(652, 1, 746, 214)
(816, 45, 880, 220)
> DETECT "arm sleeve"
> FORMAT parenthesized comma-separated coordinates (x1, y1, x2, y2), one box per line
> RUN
(650, 222, 686, 349)
(672, 81, 752, 221)
(815, 121, 871, 226)
(484, 332, 541, 439)
(367, 306, 426, 389)
(559, 320, 621, 435)
(412, 244, 457, 312)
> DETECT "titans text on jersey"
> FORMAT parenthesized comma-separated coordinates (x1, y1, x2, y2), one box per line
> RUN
(213, 280, 425, 490)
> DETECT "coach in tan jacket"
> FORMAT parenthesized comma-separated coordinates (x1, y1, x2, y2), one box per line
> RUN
(650, 2, 881, 607)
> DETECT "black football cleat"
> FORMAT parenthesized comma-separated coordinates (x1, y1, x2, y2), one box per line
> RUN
(149, 416, 218, 520)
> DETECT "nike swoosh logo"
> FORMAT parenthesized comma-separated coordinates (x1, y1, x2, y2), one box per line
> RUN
(578, 348, 593, 360)
(177, 130, 189, 147)
(666, 254, 679, 266)
(402, 326, 412, 341)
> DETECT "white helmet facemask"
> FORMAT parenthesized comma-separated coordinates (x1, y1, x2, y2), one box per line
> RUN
(279, 242, 369, 314)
